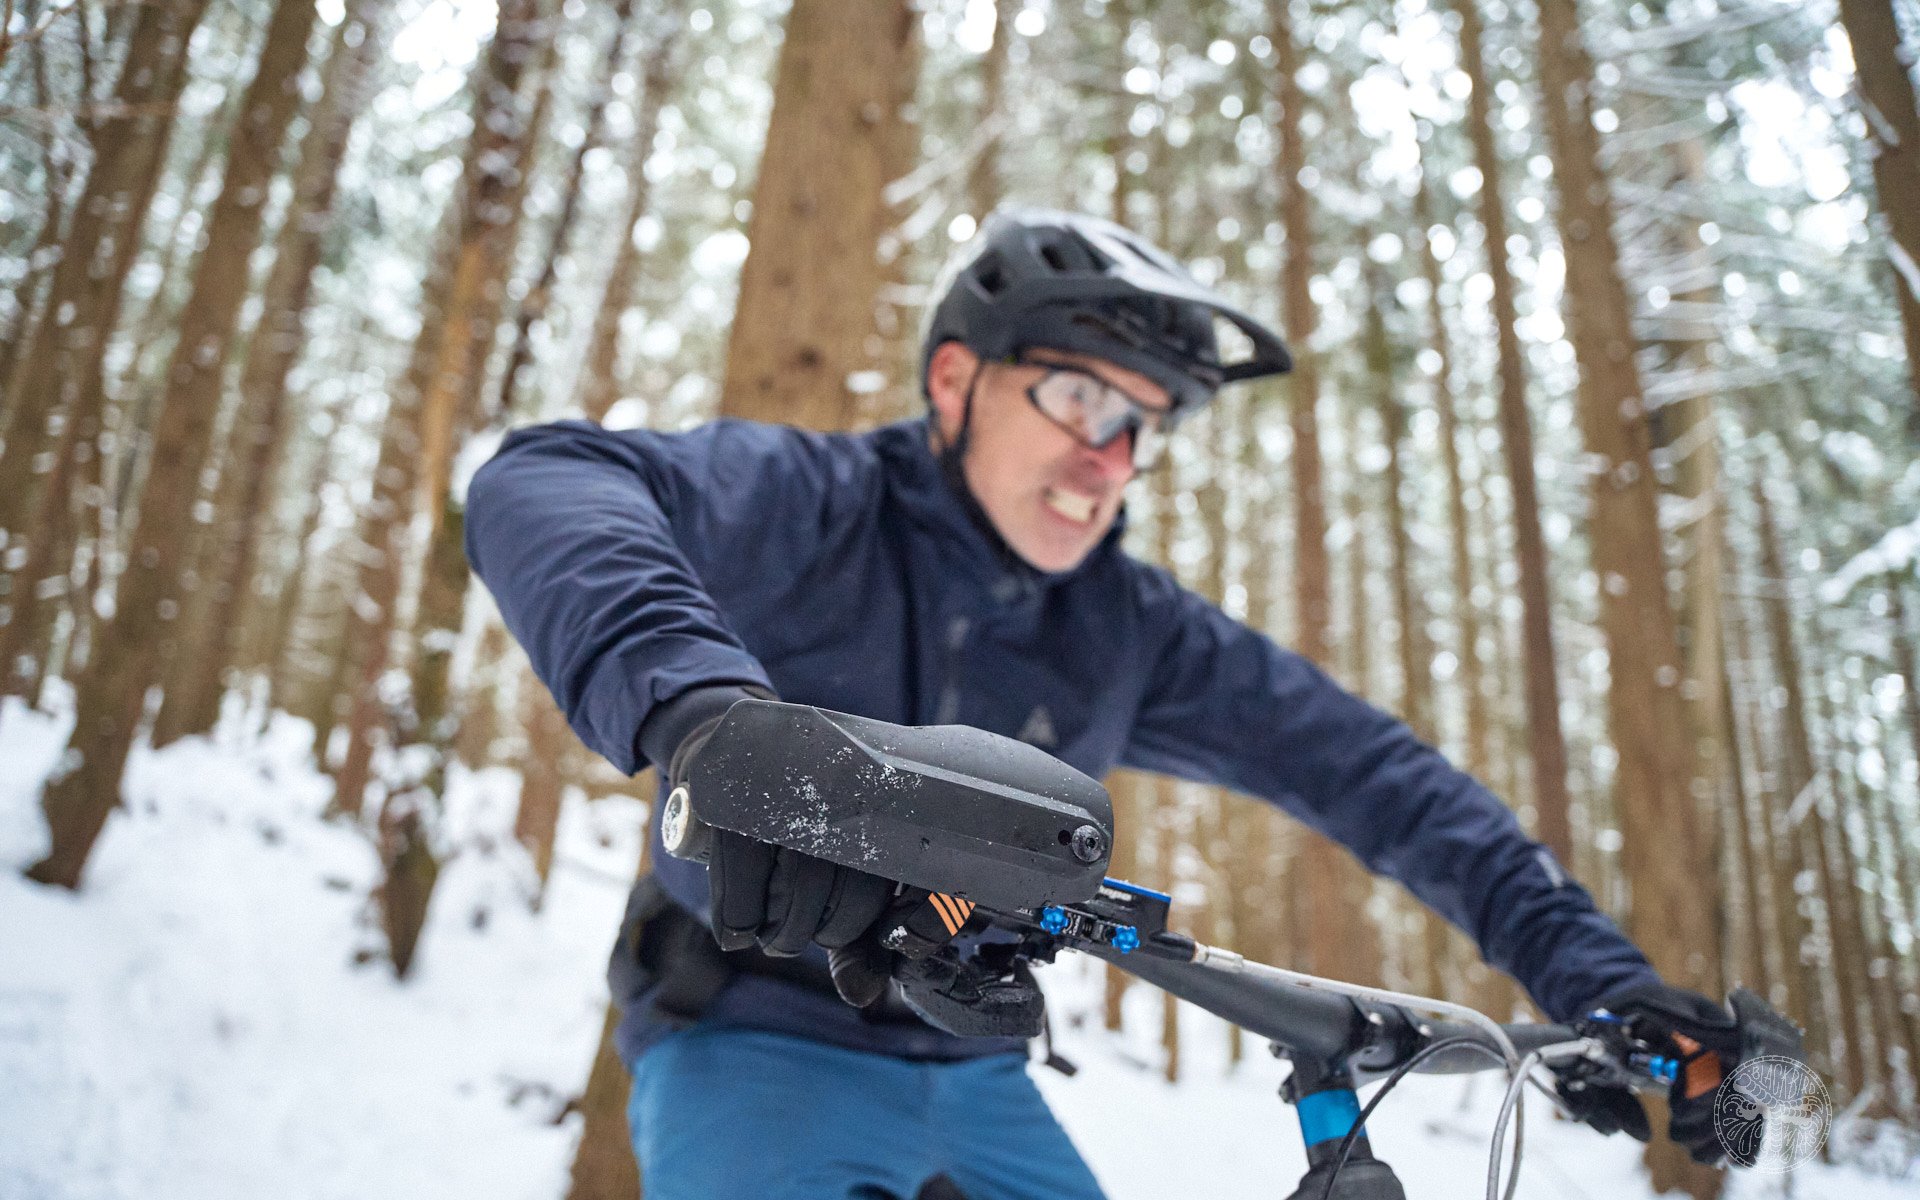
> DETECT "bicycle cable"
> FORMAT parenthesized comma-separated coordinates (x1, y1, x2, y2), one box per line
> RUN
(1485, 1039, 1594, 1200)
(1318, 1036, 1506, 1200)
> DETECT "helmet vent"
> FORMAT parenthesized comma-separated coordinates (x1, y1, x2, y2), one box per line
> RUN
(972, 253, 1007, 296)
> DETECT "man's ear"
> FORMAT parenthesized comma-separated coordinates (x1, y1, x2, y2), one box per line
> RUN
(926, 341, 981, 442)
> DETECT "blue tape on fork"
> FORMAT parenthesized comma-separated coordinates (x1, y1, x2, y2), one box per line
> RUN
(1297, 1088, 1363, 1146)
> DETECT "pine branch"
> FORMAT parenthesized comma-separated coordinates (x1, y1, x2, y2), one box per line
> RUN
(1598, 0, 1800, 57)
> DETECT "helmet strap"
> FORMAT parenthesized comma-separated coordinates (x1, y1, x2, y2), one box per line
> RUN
(932, 361, 1037, 580)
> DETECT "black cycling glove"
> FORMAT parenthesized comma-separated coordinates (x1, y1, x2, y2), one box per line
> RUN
(1561, 981, 1742, 1165)
(640, 686, 896, 998)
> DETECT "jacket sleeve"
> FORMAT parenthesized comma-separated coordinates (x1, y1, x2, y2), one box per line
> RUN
(1120, 569, 1658, 1022)
(463, 419, 794, 775)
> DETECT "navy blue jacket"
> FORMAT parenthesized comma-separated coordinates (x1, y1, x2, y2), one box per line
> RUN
(464, 416, 1658, 1065)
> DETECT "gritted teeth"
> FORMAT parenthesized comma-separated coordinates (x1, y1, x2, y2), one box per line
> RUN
(1044, 486, 1098, 524)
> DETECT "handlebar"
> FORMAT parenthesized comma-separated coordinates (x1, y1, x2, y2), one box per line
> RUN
(1086, 940, 1586, 1084)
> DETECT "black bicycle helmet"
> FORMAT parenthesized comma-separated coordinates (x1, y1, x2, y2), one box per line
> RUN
(921, 207, 1292, 414)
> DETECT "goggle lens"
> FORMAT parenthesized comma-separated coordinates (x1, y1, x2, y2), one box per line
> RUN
(1025, 367, 1171, 470)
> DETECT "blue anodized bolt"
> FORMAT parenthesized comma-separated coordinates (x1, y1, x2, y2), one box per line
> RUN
(1111, 925, 1140, 954)
(1039, 906, 1070, 934)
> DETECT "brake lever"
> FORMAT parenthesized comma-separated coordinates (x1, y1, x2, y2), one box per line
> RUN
(893, 946, 1047, 1038)
(1561, 1012, 1686, 1093)
(881, 880, 1168, 1040)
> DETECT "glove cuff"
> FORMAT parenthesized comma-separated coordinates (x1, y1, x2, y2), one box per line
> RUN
(635, 683, 778, 779)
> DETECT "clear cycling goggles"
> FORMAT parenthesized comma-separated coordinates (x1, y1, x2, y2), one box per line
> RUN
(1018, 359, 1175, 470)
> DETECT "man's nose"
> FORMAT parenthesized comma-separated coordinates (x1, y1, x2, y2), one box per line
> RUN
(1088, 430, 1136, 480)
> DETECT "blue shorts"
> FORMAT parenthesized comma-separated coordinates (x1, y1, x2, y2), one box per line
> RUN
(626, 1026, 1108, 1200)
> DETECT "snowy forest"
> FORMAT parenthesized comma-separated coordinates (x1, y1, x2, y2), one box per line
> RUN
(2, 0, 1918, 1195)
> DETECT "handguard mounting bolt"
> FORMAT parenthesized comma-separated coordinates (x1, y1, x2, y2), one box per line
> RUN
(1070, 824, 1106, 864)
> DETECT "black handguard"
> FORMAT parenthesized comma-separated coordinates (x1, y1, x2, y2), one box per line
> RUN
(659, 699, 1115, 1036)
(1728, 986, 1803, 1066)
(671, 699, 1114, 911)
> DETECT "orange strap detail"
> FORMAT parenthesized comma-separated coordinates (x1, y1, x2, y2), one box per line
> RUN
(1672, 1033, 1724, 1099)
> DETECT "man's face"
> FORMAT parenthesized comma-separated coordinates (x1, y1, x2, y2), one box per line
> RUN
(926, 342, 1173, 574)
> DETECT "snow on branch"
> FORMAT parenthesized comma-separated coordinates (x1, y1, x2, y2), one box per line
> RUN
(1599, 0, 1801, 57)
(1821, 514, 1920, 603)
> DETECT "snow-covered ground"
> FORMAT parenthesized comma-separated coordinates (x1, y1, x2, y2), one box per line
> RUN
(3, 695, 1915, 1199)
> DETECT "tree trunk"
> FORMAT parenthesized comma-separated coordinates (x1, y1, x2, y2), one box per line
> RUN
(328, 0, 546, 819)
(717, 0, 917, 431)
(1532, 2, 1725, 1187)
(378, 492, 469, 976)
(1726, 570, 1818, 1041)
(1367, 265, 1462, 1000)
(1882, 583, 1920, 929)
(565, 985, 644, 1200)
(578, 25, 683, 423)
(25, 0, 318, 890)
(1858, 587, 1920, 1116)
(963, 0, 1013, 221)
(1715, 603, 1770, 1003)
(493, 0, 636, 426)
(1752, 481, 1871, 1104)
(515, 664, 571, 905)
(0, 8, 76, 396)
(1833, 0, 1920, 427)
(564, 6, 918, 1180)
(152, 0, 389, 747)
(0, 0, 212, 561)
(1268, 0, 1376, 991)
(1451, 0, 1574, 866)
(264, 390, 353, 715)
(1267, 0, 1329, 670)
(1342, 393, 1374, 702)
(1413, 176, 1488, 784)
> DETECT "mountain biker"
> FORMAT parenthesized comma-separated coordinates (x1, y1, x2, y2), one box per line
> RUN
(464, 208, 1747, 1200)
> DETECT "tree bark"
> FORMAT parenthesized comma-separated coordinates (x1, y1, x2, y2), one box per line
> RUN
(717, 0, 917, 431)
(515, 664, 571, 905)
(1833, 0, 1920, 427)
(1342, 392, 1374, 701)
(1267, 0, 1377, 992)
(565, 982, 644, 1200)
(25, 0, 318, 890)
(1725, 570, 1816, 1038)
(564, 5, 917, 1179)
(493, 0, 636, 426)
(1267, 0, 1329, 670)
(1532, 1, 1725, 1186)
(963, 0, 1013, 221)
(578, 25, 682, 423)
(0, 0, 211, 561)
(1413, 175, 1489, 784)
(264, 387, 354, 716)
(0, 6, 75, 397)
(377, 492, 468, 976)
(1752, 480, 1871, 1104)
(152, 0, 389, 747)
(1451, 0, 1574, 865)
(1859, 586, 1920, 1116)
(1882, 583, 1920, 926)
(328, 0, 546, 819)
